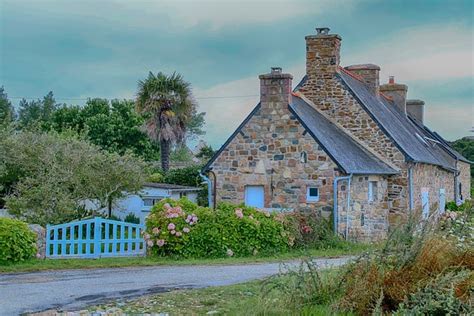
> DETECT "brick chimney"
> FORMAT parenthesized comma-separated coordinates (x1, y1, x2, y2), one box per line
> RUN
(306, 27, 341, 78)
(344, 64, 380, 95)
(259, 67, 293, 111)
(380, 76, 408, 114)
(406, 99, 425, 124)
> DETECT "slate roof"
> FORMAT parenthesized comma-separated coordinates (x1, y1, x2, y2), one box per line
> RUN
(144, 183, 201, 191)
(335, 70, 464, 171)
(289, 96, 398, 175)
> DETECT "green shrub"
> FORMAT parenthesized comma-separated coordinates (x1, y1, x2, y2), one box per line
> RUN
(0, 218, 37, 264)
(280, 211, 346, 249)
(124, 213, 141, 224)
(145, 199, 290, 258)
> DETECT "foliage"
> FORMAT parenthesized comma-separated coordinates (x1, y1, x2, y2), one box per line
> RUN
(135, 71, 199, 171)
(145, 199, 290, 258)
(147, 172, 165, 183)
(17, 91, 58, 129)
(280, 211, 346, 249)
(394, 271, 472, 315)
(451, 136, 474, 178)
(0, 86, 15, 125)
(439, 202, 473, 251)
(169, 145, 194, 162)
(50, 98, 160, 161)
(195, 144, 215, 160)
(124, 213, 141, 224)
(1, 129, 148, 225)
(0, 218, 37, 264)
(161, 165, 208, 206)
(334, 214, 473, 315)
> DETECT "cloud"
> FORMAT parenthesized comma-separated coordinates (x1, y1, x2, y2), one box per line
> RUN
(344, 23, 473, 82)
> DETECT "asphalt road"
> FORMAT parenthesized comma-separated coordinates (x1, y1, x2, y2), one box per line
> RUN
(0, 257, 351, 315)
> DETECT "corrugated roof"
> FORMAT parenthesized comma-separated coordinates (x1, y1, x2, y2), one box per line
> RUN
(289, 96, 398, 175)
(337, 70, 459, 171)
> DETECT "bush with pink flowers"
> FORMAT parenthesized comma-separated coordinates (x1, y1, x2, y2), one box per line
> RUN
(145, 198, 290, 258)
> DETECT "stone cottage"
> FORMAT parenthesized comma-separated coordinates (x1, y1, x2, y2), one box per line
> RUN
(202, 27, 471, 241)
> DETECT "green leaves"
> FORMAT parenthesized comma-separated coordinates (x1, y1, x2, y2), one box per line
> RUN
(0, 218, 36, 264)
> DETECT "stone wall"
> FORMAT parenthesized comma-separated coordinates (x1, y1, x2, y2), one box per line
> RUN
(411, 163, 455, 214)
(29, 224, 46, 259)
(300, 56, 408, 224)
(336, 175, 389, 241)
(211, 106, 341, 213)
(458, 161, 471, 201)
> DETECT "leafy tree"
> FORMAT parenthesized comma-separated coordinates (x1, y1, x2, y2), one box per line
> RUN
(452, 136, 474, 178)
(136, 72, 197, 171)
(1, 129, 148, 225)
(196, 145, 216, 160)
(17, 91, 58, 129)
(50, 98, 160, 161)
(0, 86, 15, 125)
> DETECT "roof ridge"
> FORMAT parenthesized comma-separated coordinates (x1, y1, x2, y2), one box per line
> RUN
(339, 66, 365, 83)
(293, 92, 400, 172)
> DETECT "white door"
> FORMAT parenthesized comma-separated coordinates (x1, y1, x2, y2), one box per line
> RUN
(421, 188, 430, 219)
(245, 185, 265, 208)
(439, 188, 446, 214)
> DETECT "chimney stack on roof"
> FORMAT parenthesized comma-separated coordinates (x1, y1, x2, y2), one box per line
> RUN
(380, 76, 408, 114)
(406, 99, 425, 125)
(305, 27, 341, 78)
(259, 67, 293, 109)
(345, 64, 380, 95)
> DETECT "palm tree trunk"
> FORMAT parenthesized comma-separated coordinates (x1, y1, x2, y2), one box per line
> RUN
(161, 139, 170, 172)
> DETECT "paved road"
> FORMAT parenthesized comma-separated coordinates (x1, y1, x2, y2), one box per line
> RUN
(0, 257, 351, 315)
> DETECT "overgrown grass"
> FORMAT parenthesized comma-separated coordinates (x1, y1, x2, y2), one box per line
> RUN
(0, 242, 371, 274)
(87, 269, 352, 315)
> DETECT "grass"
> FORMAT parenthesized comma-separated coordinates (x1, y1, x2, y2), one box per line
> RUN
(0, 243, 371, 274)
(88, 270, 351, 315)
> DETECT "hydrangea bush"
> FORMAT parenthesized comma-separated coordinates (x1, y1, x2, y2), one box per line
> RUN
(145, 198, 290, 258)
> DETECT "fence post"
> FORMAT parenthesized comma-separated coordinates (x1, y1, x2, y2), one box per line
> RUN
(45, 224, 50, 257)
(94, 217, 101, 258)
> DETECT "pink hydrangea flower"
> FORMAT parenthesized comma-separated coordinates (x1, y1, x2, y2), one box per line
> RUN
(235, 208, 244, 219)
(152, 227, 160, 235)
(170, 230, 176, 235)
(167, 223, 176, 230)
(175, 231, 182, 237)
(146, 240, 154, 247)
(163, 203, 171, 209)
(157, 239, 165, 247)
(143, 233, 151, 240)
(183, 227, 190, 233)
(226, 249, 234, 257)
(36, 253, 42, 259)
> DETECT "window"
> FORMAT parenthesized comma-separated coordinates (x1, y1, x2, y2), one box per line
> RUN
(143, 198, 162, 208)
(179, 192, 187, 198)
(306, 187, 319, 202)
(300, 151, 307, 163)
(368, 181, 378, 202)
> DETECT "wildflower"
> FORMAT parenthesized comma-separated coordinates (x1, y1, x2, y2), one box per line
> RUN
(176, 231, 182, 237)
(235, 208, 244, 219)
(170, 230, 176, 235)
(157, 239, 165, 247)
(167, 223, 176, 230)
(152, 227, 160, 235)
(36, 253, 42, 259)
(183, 227, 190, 233)
(302, 225, 313, 234)
(226, 249, 234, 257)
(146, 240, 154, 247)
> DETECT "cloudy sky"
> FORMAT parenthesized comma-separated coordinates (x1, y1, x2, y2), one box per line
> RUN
(1, 0, 473, 147)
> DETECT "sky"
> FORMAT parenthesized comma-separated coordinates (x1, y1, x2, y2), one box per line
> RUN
(0, 0, 473, 148)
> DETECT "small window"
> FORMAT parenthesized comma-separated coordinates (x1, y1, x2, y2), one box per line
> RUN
(300, 151, 308, 163)
(368, 181, 378, 202)
(306, 187, 319, 202)
(143, 198, 154, 207)
(180, 192, 187, 198)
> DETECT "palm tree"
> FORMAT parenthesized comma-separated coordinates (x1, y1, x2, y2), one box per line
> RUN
(136, 72, 194, 172)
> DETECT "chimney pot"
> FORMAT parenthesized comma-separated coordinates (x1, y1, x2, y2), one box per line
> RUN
(271, 67, 282, 74)
(316, 27, 330, 35)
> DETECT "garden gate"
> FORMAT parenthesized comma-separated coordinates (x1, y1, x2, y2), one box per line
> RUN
(46, 217, 146, 258)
